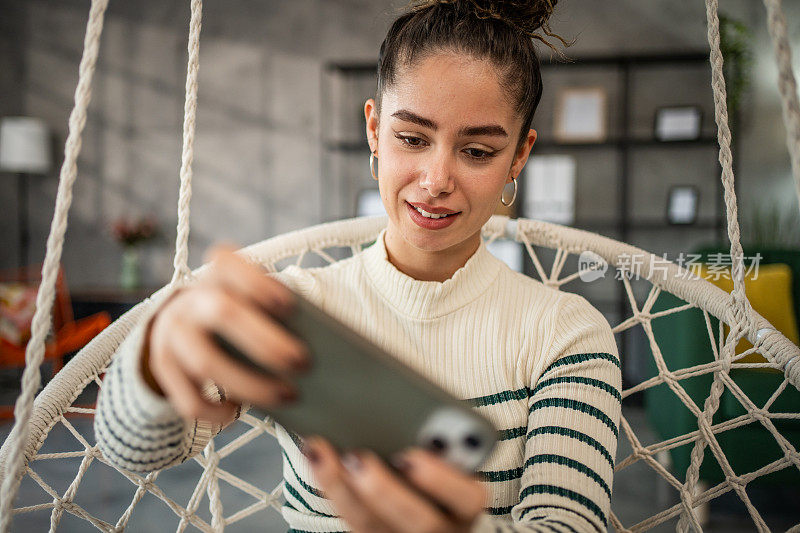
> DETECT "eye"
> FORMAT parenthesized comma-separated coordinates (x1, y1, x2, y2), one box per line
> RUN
(395, 133, 427, 148)
(463, 147, 495, 160)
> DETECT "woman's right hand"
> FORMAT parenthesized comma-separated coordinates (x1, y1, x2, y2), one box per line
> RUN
(141, 243, 309, 425)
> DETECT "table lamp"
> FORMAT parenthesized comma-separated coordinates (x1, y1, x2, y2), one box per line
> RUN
(0, 117, 52, 267)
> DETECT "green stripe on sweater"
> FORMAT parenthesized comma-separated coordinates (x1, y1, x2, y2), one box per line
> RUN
(284, 481, 337, 518)
(519, 504, 601, 533)
(477, 466, 524, 482)
(466, 387, 528, 407)
(519, 484, 606, 527)
(530, 376, 621, 402)
(530, 398, 618, 438)
(486, 504, 514, 515)
(525, 514, 583, 533)
(282, 450, 325, 498)
(542, 352, 620, 375)
(498, 426, 526, 441)
(527, 426, 614, 470)
(524, 454, 611, 499)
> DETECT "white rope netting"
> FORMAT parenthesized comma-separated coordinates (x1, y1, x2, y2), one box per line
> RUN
(1, 0, 799, 531)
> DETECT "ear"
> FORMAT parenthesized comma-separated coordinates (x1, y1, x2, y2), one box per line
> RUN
(509, 128, 537, 182)
(364, 98, 379, 154)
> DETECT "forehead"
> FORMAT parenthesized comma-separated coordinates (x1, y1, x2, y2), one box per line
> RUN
(382, 53, 519, 129)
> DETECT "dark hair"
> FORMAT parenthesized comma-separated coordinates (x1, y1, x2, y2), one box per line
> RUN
(376, 0, 572, 150)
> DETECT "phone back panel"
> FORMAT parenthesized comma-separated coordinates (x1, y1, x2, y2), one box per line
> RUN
(257, 290, 497, 470)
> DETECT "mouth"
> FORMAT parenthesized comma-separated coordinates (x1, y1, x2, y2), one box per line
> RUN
(406, 201, 461, 229)
(407, 201, 461, 219)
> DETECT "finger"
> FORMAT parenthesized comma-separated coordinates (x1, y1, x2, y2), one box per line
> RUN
(305, 437, 392, 533)
(392, 448, 487, 522)
(204, 243, 294, 317)
(166, 317, 298, 408)
(186, 285, 308, 374)
(153, 343, 238, 424)
(337, 448, 451, 533)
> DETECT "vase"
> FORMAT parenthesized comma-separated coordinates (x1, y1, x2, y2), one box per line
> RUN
(120, 247, 140, 290)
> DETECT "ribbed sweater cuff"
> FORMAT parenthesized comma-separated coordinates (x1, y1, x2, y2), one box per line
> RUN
(114, 286, 186, 425)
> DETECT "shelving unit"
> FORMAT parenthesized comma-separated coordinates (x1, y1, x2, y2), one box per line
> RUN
(321, 52, 731, 389)
(532, 52, 730, 389)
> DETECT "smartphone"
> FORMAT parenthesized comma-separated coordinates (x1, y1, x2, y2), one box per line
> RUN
(213, 288, 497, 473)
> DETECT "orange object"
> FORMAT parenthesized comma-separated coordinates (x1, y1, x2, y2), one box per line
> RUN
(0, 264, 111, 420)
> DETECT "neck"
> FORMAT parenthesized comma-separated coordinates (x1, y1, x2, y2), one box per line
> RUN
(383, 227, 481, 282)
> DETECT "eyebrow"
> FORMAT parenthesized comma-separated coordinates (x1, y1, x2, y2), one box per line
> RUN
(391, 109, 508, 138)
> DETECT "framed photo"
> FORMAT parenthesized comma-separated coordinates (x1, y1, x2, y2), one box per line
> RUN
(554, 87, 607, 143)
(523, 155, 576, 225)
(666, 185, 700, 225)
(654, 106, 702, 141)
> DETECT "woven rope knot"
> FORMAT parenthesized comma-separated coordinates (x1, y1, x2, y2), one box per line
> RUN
(751, 409, 770, 425)
(726, 475, 745, 489)
(632, 445, 651, 460)
(661, 370, 678, 387)
(637, 311, 652, 323)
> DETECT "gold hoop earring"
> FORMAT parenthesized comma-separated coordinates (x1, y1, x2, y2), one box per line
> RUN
(501, 176, 517, 207)
(369, 151, 378, 180)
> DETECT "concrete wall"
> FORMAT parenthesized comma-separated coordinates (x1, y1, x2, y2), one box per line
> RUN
(1, 0, 798, 291)
(0, 0, 395, 287)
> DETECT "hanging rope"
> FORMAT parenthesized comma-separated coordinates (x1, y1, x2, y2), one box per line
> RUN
(0, 1, 110, 530)
(678, 0, 763, 529)
(762, 0, 800, 215)
(171, 0, 203, 287)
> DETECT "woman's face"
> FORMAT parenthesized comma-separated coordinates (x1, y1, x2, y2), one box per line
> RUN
(365, 52, 536, 268)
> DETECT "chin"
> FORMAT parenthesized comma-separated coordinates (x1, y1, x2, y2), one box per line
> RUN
(402, 224, 477, 255)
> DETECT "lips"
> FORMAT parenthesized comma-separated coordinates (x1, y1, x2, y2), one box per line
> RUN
(406, 201, 460, 230)
(407, 201, 460, 215)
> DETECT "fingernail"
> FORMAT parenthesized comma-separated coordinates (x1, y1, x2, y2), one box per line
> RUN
(290, 354, 311, 373)
(342, 452, 363, 473)
(280, 387, 298, 403)
(390, 454, 411, 473)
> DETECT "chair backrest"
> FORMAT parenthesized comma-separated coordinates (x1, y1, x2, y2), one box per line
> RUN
(0, 216, 798, 532)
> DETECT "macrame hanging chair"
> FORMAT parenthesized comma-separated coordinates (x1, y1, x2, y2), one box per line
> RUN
(1, 0, 800, 531)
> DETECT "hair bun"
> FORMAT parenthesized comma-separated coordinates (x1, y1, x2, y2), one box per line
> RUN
(409, 0, 569, 52)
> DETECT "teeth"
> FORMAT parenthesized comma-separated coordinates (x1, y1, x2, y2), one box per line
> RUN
(414, 206, 452, 219)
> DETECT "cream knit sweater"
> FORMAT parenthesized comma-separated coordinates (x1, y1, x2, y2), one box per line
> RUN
(95, 228, 621, 533)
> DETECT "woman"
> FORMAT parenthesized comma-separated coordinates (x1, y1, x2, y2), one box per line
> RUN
(95, 1, 621, 532)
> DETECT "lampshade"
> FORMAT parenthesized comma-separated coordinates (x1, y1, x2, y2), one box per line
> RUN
(0, 117, 52, 174)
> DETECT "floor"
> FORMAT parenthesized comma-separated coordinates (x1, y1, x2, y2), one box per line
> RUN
(1, 377, 799, 532)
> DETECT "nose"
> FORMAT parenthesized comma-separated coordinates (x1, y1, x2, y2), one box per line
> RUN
(418, 149, 455, 198)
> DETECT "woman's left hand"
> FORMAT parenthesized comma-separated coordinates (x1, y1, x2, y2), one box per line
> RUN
(304, 436, 487, 533)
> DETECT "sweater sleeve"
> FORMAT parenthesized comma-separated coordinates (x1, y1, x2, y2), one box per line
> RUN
(472, 294, 622, 533)
(94, 266, 320, 474)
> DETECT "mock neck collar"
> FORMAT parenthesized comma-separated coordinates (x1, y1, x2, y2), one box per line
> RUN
(360, 228, 503, 319)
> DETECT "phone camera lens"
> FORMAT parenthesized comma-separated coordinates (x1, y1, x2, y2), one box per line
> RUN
(464, 435, 481, 449)
(427, 437, 447, 453)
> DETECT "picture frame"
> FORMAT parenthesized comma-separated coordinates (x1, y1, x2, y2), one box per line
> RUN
(553, 87, 608, 143)
(654, 106, 703, 141)
(666, 185, 700, 225)
(523, 155, 576, 225)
